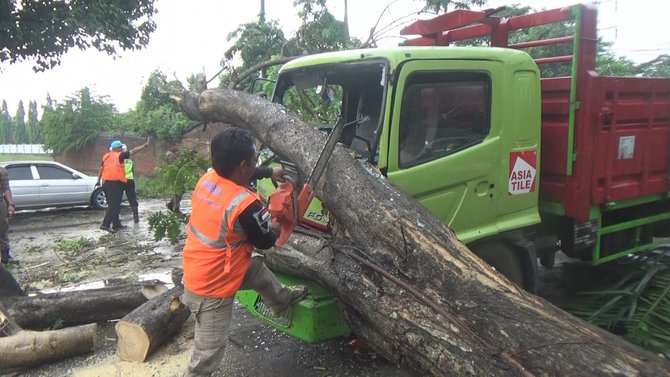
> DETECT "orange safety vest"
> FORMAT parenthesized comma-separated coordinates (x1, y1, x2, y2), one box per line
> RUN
(101, 151, 127, 183)
(182, 171, 260, 298)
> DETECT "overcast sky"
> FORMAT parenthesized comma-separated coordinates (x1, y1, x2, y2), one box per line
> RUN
(0, 0, 667, 116)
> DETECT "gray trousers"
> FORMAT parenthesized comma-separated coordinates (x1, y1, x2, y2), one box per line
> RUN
(181, 256, 291, 377)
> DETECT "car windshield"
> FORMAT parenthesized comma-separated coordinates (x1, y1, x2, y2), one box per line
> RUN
(272, 61, 387, 163)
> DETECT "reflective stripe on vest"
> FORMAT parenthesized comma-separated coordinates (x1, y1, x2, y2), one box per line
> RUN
(124, 159, 134, 180)
(187, 190, 250, 250)
(101, 151, 127, 183)
(182, 171, 260, 298)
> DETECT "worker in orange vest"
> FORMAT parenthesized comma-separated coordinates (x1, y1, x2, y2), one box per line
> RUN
(96, 139, 149, 232)
(181, 128, 307, 376)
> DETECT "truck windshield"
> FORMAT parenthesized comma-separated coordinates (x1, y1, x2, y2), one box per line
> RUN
(272, 61, 387, 163)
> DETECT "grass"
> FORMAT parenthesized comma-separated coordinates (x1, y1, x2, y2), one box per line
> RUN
(0, 154, 53, 162)
(134, 175, 165, 199)
(54, 237, 89, 253)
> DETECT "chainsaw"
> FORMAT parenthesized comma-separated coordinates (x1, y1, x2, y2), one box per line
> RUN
(268, 117, 368, 245)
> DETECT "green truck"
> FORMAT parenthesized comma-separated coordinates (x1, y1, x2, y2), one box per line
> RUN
(238, 4, 670, 341)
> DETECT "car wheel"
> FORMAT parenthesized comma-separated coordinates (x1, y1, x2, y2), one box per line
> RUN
(91, 188, 108, 209)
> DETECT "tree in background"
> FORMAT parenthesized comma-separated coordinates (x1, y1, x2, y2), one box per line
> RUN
(41, 87, 116, 155)
(44, 93, 54, 111)
(28, 101, 41, 143)
(0, 0, 157, 71)
(284, 0, 359, 55)
(0, 101, 10, 143)
(225, 20, 287, 71)
(13, 101, 28, 144)
(121, 71, 189, 142)
(419, 0, 486, 13)
(637, 55, 670, 78)
(222, 0, 357, 92)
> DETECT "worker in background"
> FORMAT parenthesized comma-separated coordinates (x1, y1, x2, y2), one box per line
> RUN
(122, 144, 140, 223)
(96, 139, 150, 232)
(0, 165, 16, 265)
(181, 127, 307, 376)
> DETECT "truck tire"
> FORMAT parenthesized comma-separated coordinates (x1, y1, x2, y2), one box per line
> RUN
(470, 242, 524, 289)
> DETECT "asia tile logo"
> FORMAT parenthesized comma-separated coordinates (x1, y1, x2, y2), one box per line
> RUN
(509, 151, 537, 195)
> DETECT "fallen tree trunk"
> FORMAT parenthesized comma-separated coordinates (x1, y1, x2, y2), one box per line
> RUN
(0, 323, 96, 369)
(115, 286, 189, 362)
(178, 88, 670, 376)
(3, 281, 154, 330)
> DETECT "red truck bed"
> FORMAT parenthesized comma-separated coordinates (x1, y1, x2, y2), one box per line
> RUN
(402, 4, 670, 221)
(541, 74, 670, 220)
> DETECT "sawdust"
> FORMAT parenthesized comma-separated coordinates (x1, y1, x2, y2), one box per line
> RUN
(70, 320, 194, 377)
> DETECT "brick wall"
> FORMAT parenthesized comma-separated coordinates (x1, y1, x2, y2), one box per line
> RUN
(55, 123, 229, 177)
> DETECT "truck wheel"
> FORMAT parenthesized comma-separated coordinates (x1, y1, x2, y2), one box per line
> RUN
(471, 242, 524, 288)
(91, 188, 108, 210)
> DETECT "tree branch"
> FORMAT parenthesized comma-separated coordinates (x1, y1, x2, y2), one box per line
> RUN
(227, 56, 299, 89)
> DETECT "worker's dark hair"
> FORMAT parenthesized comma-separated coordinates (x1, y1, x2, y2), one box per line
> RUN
(211, 127, 256, 178)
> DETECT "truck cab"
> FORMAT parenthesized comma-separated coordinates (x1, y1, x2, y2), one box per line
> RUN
(241, 3, 670, 342)
(269, 47, 542, 290)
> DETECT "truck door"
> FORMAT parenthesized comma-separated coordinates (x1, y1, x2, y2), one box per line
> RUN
(386, 61, 499, 242)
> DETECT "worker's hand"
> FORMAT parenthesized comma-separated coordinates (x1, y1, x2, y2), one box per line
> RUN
(271, 166, 285, 183)
(7, 204, 15, 218)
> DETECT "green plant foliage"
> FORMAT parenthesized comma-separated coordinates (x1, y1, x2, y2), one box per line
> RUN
(284, 0, 359, 56)
(148, 211, 187, 245)
(134, 175, 164, 199)
(637, 55, 670, 78)
(54, 237, 89, 253)
(156, 149, 209, 198)
(59, 270, 83, 284)
(420, 0, 486, 13)
(27, 100, 40, 143)
(0, 100, 11, 143)
(148, 148, 207, 244)
(282, 83, 343, 125)
(1, 0, 157, 71)
(561, 253, 670, 357)
(125, 71, 189, 142)
(41, 87, 117, 155)
(0, 154, 52, 162)
(13, 100, 28, 143)
(225, 20, 287, 70)
(287, 11, 353, 54)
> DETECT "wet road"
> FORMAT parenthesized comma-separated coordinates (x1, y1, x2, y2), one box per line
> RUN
(8, 199, 413, 377)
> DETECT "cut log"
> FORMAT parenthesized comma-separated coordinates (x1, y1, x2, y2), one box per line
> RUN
(0, 323, 96, 369)
(176, 88, 670, 376)
(0, 303, 22, 337)
(115, 285, 190, 362)
(4, 281, 153, 330)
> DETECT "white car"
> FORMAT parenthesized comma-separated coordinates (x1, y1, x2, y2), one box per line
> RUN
(0, 161, 108, 210)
